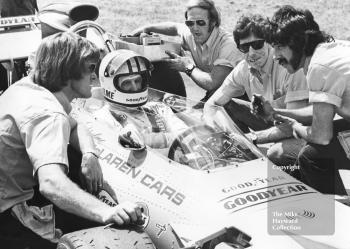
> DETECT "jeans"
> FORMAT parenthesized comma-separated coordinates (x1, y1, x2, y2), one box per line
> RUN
(224, 97, 272, 133)
(0, 146, 100, 248)
(298, 119, 350, 195)
(268, 138, 306, 166)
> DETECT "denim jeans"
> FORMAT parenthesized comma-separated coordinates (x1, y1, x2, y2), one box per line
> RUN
(298, 119, 350, 195)
(0, 146, 100, 248)
(224, 97, 272, 133)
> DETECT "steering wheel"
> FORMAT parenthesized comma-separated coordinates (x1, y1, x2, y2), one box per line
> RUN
(168, 125, 257, 170)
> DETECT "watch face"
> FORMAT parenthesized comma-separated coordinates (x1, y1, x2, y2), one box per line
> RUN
(187, 64, 194, 70)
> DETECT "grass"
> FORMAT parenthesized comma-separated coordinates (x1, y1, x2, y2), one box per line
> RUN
(38, 0, 350, 99)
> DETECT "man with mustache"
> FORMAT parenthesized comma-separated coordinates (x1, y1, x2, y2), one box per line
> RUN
(256, 5, 350, 195)
(131, 0, 242, 104)
(204, 14, 308, 167)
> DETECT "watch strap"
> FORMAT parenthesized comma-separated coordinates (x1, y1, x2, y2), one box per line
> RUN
(185, 64, 196, 76)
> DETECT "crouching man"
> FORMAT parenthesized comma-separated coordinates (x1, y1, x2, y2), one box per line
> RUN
(0, 32, 143, 248)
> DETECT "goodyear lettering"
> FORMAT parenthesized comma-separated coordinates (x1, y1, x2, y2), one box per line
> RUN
(126, 96, 147, 102)
(0, 15, 39, 27)
(98, 148, 186, 206)
(97, 190, 117, 207)
(223, 184, 315, 211)
(98, 195, 117, 207)
(222, 176, 286, 194)
(104, 89, 114, 99)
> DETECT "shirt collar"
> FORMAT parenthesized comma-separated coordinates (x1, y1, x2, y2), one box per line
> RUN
(260, 46, 273, 75)
(53, 91, 72, 114)
(303, 56, 312, 75)
(200, 26, 219, 49)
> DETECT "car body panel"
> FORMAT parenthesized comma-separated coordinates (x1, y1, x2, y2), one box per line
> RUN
(71, 89, 350, 249)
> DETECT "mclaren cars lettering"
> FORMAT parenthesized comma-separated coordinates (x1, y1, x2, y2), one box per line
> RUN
(99, 148, 186, 205)
(222, 183, 316, 212)
(141, 174, 185, 205)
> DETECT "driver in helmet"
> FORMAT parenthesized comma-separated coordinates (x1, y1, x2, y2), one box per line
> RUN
(92, 50, 188, 151)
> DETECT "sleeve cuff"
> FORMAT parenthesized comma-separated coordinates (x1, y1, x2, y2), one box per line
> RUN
(285, 90, 309, 103)
(309, 91, 342, 107)
(213, 59, 236, 68)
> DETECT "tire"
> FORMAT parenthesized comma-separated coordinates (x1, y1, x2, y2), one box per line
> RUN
(56, 226, 155, 249)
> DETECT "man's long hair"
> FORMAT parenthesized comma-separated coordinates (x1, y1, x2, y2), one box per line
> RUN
(268, 5, 334, 56)
(32, 32, 99, 92)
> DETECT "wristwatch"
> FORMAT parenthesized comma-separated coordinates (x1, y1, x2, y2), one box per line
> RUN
(185, 64, 196, 76)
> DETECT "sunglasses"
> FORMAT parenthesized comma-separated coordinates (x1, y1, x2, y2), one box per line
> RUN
(238, 40, 265, 53)
(185, 19, 207, 27)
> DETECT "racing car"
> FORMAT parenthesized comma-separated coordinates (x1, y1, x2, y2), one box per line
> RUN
(65, 19, 350, 249)
(2, 15, 350, 249)
(63, 84, 350, 249)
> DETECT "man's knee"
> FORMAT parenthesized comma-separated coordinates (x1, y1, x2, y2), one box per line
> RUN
(266, 145, 296, 166)
(267, 146, 283, 164)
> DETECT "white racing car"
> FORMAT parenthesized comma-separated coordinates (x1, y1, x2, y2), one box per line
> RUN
(1, 15, 350, 249)
(66, 86, 350, 249)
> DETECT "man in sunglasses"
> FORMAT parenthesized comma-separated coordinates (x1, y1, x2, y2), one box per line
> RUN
(131, 0, 241, 104)
(204, 14, 309, 167)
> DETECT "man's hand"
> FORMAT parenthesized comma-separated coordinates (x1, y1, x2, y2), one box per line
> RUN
(251, 94, 275, 122)
(105, 201, 144, 226)
(203, 103, 218, 128)
(81, 152, 103, 194)
(129, 27, 149, 36)
(164, 50, 194, 72)
(273, 114, 301, 139)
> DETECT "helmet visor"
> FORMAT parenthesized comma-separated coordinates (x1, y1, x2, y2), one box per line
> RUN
(113, 71, 149, 93)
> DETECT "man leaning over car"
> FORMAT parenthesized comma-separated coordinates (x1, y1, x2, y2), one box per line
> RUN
(131, 0, 242, 104)
(0, 32, 143, 248)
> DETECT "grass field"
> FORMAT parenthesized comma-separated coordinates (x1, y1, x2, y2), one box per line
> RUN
(38, 0, 350, 100)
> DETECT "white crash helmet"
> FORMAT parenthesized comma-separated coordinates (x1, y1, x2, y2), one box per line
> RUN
(99, 50, 152, 107)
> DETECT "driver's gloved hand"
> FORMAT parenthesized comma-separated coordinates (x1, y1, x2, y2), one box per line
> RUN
(119, 131, 141, 149)
(118, 124, 145, 150)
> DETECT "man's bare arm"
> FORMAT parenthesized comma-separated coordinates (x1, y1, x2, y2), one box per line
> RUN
(130, 22, 183, 36)
(38, 164, 142, 225)
(293, 102, 335, 144)
(190, 65, 232, 92)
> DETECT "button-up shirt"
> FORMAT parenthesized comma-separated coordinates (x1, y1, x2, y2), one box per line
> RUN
(215, 46, 308, 108)
(305, 40, 350, 120)
(179, 26, 242, 72)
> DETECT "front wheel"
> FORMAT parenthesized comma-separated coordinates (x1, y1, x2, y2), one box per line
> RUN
(57, 226, 155, 249)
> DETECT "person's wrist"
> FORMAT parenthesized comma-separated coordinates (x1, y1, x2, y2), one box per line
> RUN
(246, 132, 258, 145)
(185, 63, 196, 76)
(291, 121, 302, 139)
